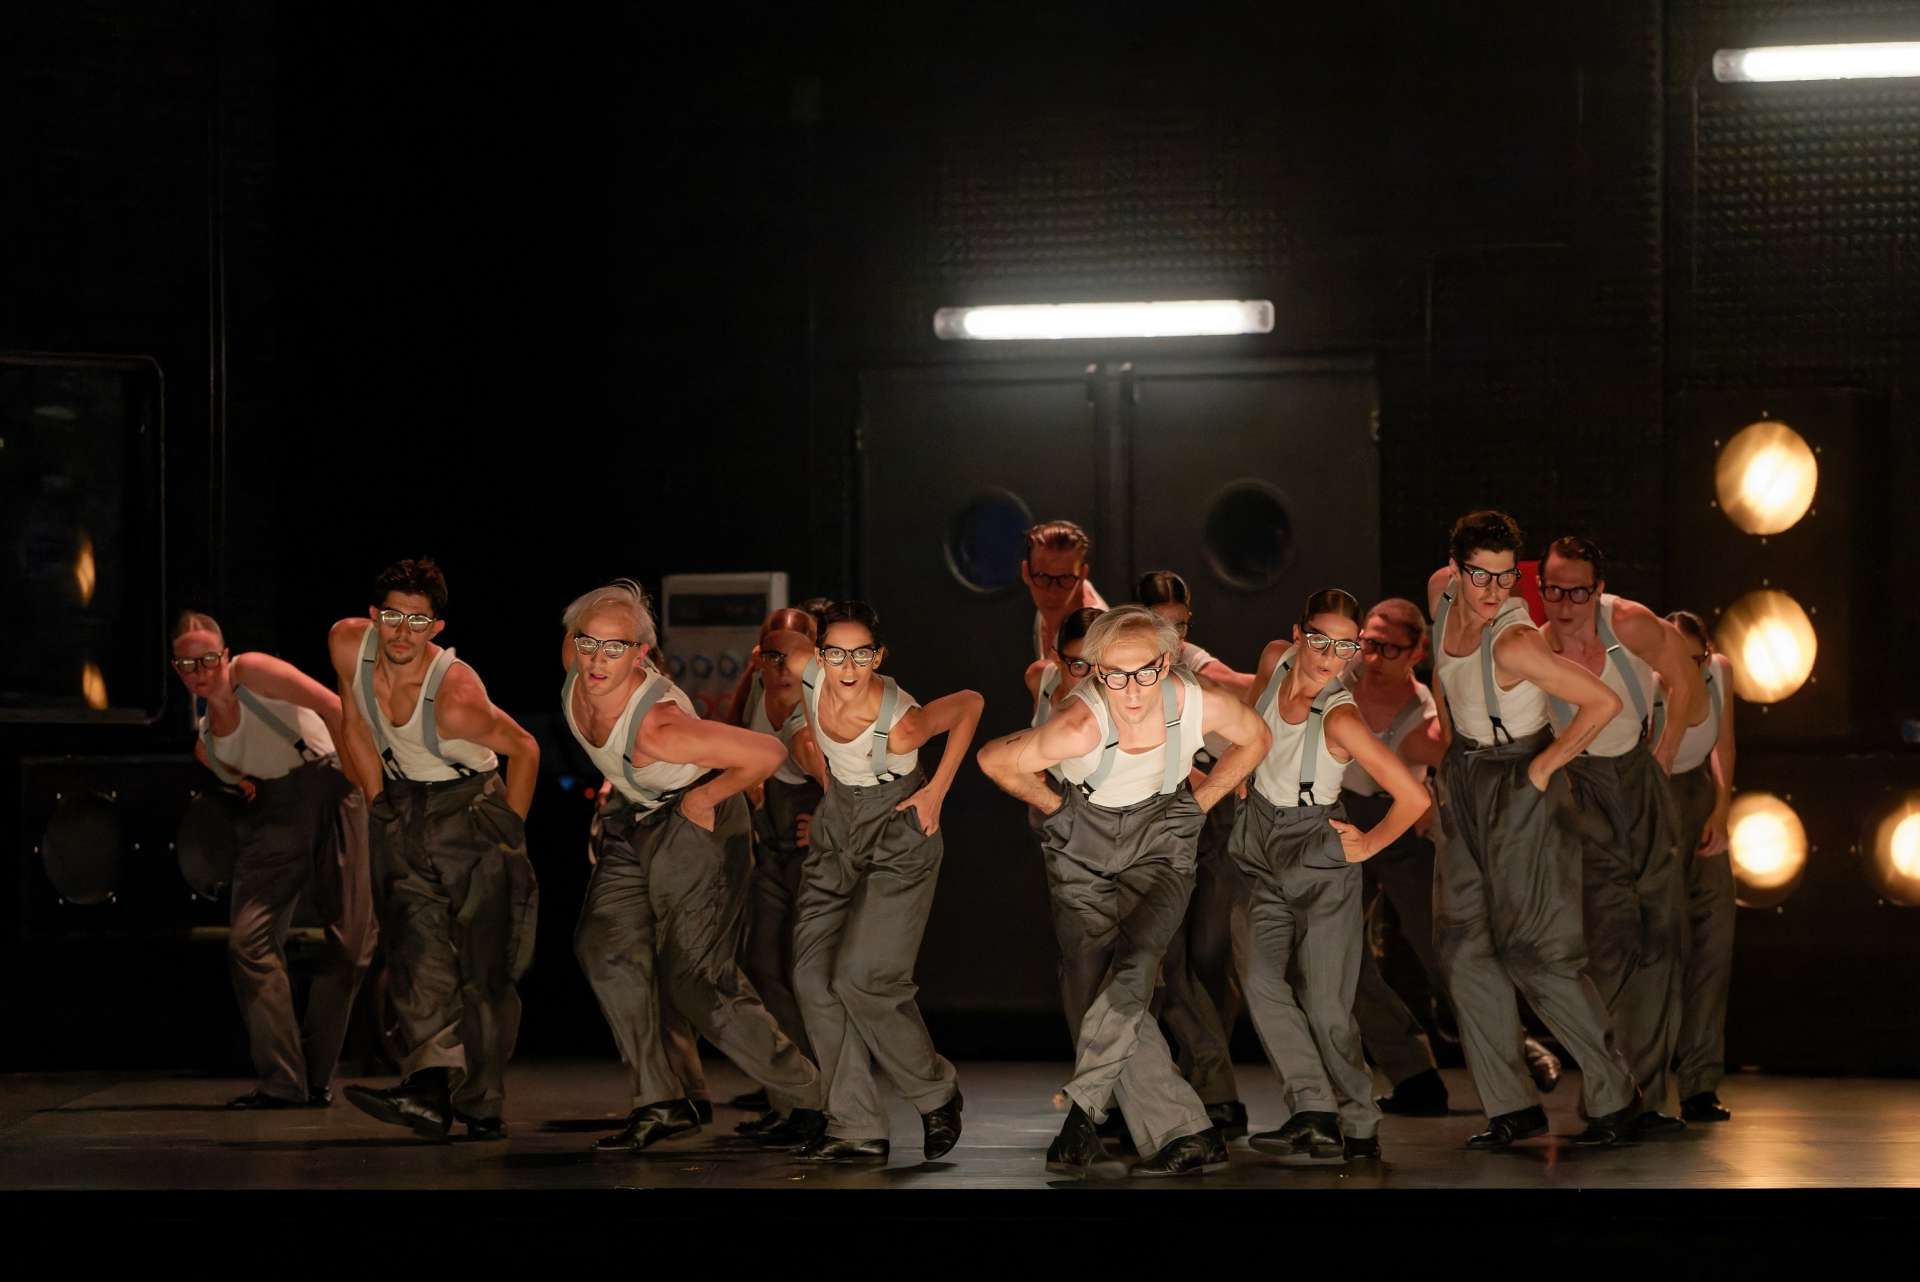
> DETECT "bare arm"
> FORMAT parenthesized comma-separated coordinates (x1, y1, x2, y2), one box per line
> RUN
(1614, 599, 1702, 773)
(637, 703, 785, 829)
(1700, 654, 1736, 855)
(327, 619, 385, 799)
(231, 652, 346, 748)
(1242, 639, 1291, 710)
(1326, 705, 1430, 860)
(1193, 659, 1257, 697)
(1193, 686, 1269, 812)
(433, 666, 541, 818)
(888, 689, 986, 834)
(978, 704, 1102, 814)
(1495, 627, 1622, 788)
(1399, 712, 1449, 770)
(1022, 659, 1048, 703)
(788, 725, 830, 791)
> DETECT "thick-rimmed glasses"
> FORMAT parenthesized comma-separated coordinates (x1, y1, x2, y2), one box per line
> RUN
(171, 650, 224, 673)
(1459, 564, 1521, 590)
(1029, 570, 1082, 590)
(574, 634, 638, 659)
(1359, 636, 1411, 660)
(1303, 633, 1362, 660)
(377, 608, 437, 632)
(1540, 583, 1596, 604)
(1098, 657, 1167, 690)
(820, 646, 879, 668)
(1058, 655, 1092, 678)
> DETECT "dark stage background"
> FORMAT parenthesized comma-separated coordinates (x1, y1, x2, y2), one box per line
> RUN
(2, 1, 1916, 1075)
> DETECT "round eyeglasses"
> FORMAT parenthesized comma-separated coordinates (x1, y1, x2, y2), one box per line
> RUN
(170, 650, 224, 673)
(820, 646, 879, 668)
(574, 634, 638, 659)
(1303, 633, 1362, 660)
(377, 609, 437, 632)
(1098, 658, 1167, 690)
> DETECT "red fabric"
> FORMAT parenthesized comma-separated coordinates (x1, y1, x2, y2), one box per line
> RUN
(1516, 559, 1547, 625)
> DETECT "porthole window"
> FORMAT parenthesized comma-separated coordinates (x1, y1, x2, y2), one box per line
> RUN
(944, 489, 1034, 594)
(1203, 480, 1294, 592)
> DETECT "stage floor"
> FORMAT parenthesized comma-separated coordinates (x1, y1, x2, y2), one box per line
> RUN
(5, 1060, 1916, 1193)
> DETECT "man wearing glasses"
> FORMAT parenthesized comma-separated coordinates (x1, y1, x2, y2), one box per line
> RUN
(1539, 535, 1705, 1135)
(1424, 512, 1641, 1148)
(329, 558, 541, 1142)
(171, 610, 376, 1111)
(1022, 520, 1109, 663)
(978, 605, 1270, 1177)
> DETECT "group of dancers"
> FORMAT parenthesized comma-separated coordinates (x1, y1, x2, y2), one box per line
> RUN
(169, 507, 1739, 1176)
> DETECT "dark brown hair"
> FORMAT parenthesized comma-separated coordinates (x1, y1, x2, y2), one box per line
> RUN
(373, 558, 449, 618)
(1449, 510, 1524, 566)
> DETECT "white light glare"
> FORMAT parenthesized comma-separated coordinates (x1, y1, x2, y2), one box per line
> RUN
(1714, 42, 1920, 83)
(933, 300, 1275, 342)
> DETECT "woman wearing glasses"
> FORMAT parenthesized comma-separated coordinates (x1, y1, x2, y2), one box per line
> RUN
(171, 610, 376, 1112)
(978, 605, 1269, 1178)
(560, 580, 824, 1155)
(758, 601, 981, 1165)
(1234, 589, 1430, 1164)
(1661, 610, 1738, 1125)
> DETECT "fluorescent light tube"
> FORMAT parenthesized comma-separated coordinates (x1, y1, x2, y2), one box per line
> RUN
(1713, 41, 1920, 83)
(933, 299, 1275, 341)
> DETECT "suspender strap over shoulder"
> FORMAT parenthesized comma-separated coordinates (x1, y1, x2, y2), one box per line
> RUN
(195, 697, 245, 787)
(621, 677, 676, 803)
(870, 677, 901, 783)
(1268, 654, 1337, 806)
(1547, 604, 1651, 739)
(1438, 587, 1518, 746)
(234, 686, 317, 760)
(418, 652, 474, 773)
(358, 629, 401, 779)
(1157, 673, 1186, 797)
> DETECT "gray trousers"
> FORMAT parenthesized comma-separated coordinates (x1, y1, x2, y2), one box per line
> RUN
(1565, 744, 1686, 1113)
(792, 770, 958, 1141)
(1233, 789, 1380, 1139)
(1668, 762, 1734, 1099)
(1342, 789, 1440, 1088)
(1043, 785, 1212, 1156)
(229, 758, 377, 1101)
(745, 775, 825, 1063)
(371, 770, 538, 1120)
(1159, 795, 1244, 1106)
(577, 791, 820, 1113)
(1435, 730, 1636, 1121)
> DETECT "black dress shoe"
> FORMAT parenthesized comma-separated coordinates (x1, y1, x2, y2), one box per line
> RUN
(1046, 1104, 1126, 1178)
(1132, 1127, 1230, 1177)
(748, 1108, 828, 1149)
(1681, 1092, 1731, 1123)
(1465, 1105, 1549, 1150)
(1631, 1111, 1687, 1138)
(801, 1135, 890, 1165)
(592, 1098, 702, 1154)
(306, 1087, 333, 1108)
(1344, 1134, 1381, 1160)
(921, 1092, 963, 1160)
(343, 1072, 453, 1141)
(454, 1110, 508, 1141)
(1524, 1038, 1563, 1094)
(1250, 1111, 1345, 1163)
(1206, 1100, 1249, 1140)
(735, 1109, 785, 1136)
(729, 1087, 770, 1111)
(226, 1090, 303, 1111)
(693, 1099, 714, 1125)
(1377, 1067, 1450, 1117)
(1570, 1102, 1642, 1147)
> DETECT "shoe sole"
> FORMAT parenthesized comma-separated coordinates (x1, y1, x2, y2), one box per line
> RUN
(342, 1088, 450, 1142)
(805, 1153, 889, 1165)
(1130, 1158, 1231, 1178)
(1248, 1136, 1345, 1163)
(592, 1123, 701, 1156)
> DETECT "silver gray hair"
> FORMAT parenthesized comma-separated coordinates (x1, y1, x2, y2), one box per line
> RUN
(562, 579, 658, 650)
(1080, 604, 1178, 667)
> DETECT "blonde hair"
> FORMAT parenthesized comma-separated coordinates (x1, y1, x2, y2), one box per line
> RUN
(172, 610, 223, 644)
(562, 579, 658, 651)
(1081, 604, 1178, 667)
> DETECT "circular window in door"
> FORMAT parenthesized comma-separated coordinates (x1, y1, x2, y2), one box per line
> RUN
(1203, 480, 1295, 592)
(944, 489, 1034, 595)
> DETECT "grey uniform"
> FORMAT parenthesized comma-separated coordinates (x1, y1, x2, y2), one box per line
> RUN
(201, 689, 376, 1103)
(1663, 662, 1733, 1101)
(743, 673, 823, 1061)
(1045, 670, 1213, 1156)
(791, 662, 958, 1142)
(1431, 590, 1636, 1122)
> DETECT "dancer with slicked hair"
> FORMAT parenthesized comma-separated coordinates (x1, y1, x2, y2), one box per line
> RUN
(1023, 519, 1109, 662)
(171, 610, 376, 1111)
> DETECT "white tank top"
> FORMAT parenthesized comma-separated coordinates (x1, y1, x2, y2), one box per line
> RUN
(354, 631, 499, 782)
(1546, 595, 1657, 759)
(1432, 592, 1549, 744)
(1669, 655, 1727, 775)
(1058, 669, 1205, 809)
(1252, 652, 1357, 808)
(801, 660, 921, 787)
(1179, 641, 1233, 759)
(1031, 581, 1110, 662)
(746, 672, 810, 787)
(200, 687, 335, 782)
(563, 668, 705, 807)
(1340, 672, 1436, 797)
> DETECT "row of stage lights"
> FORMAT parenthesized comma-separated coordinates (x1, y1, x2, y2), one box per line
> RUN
(1709, 420, 1918, 909)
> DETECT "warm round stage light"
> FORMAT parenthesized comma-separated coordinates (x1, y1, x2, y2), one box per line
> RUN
(1715, 420, 1818, 535)
(1728, 791, 1807, 906)
(1864, 795, 1920, 907)
(1716, 589, 1817, 704)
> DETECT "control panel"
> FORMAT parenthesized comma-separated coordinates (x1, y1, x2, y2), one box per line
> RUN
(659, 571, 789, 720)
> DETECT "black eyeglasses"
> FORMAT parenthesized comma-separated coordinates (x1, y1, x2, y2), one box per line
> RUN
(1540, 584, 1596, 604)
(820, 646, 879, 668)
(1303, 632, 1362, 660)
(1459, 564, 1521, 590)
(1097, 657, 1167, 690)
(1029, 570, 1082, 590)
(759, 649, 788, 666)
(377, 608, 436, 632)
(1359, 636, 1410, 660)
(170, 650, 224, 673)
(574, 634, 639, 659)
(1058, 655, 1092, 678)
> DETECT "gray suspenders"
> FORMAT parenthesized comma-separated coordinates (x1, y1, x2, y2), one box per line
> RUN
(1034, 665, 1065, 783)
(1082, 669, 1189, 798)
(1649, 663, 1722, 749)
(196, 686, 320, 786)
(563, 667, 677, 807)
(1436, 587, 1529, 747)
(359, 628, 475, 781)
(1257, 653, 1342, 806)
(801, 658, 904, 783)
(1546, 601, 1652, 739)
